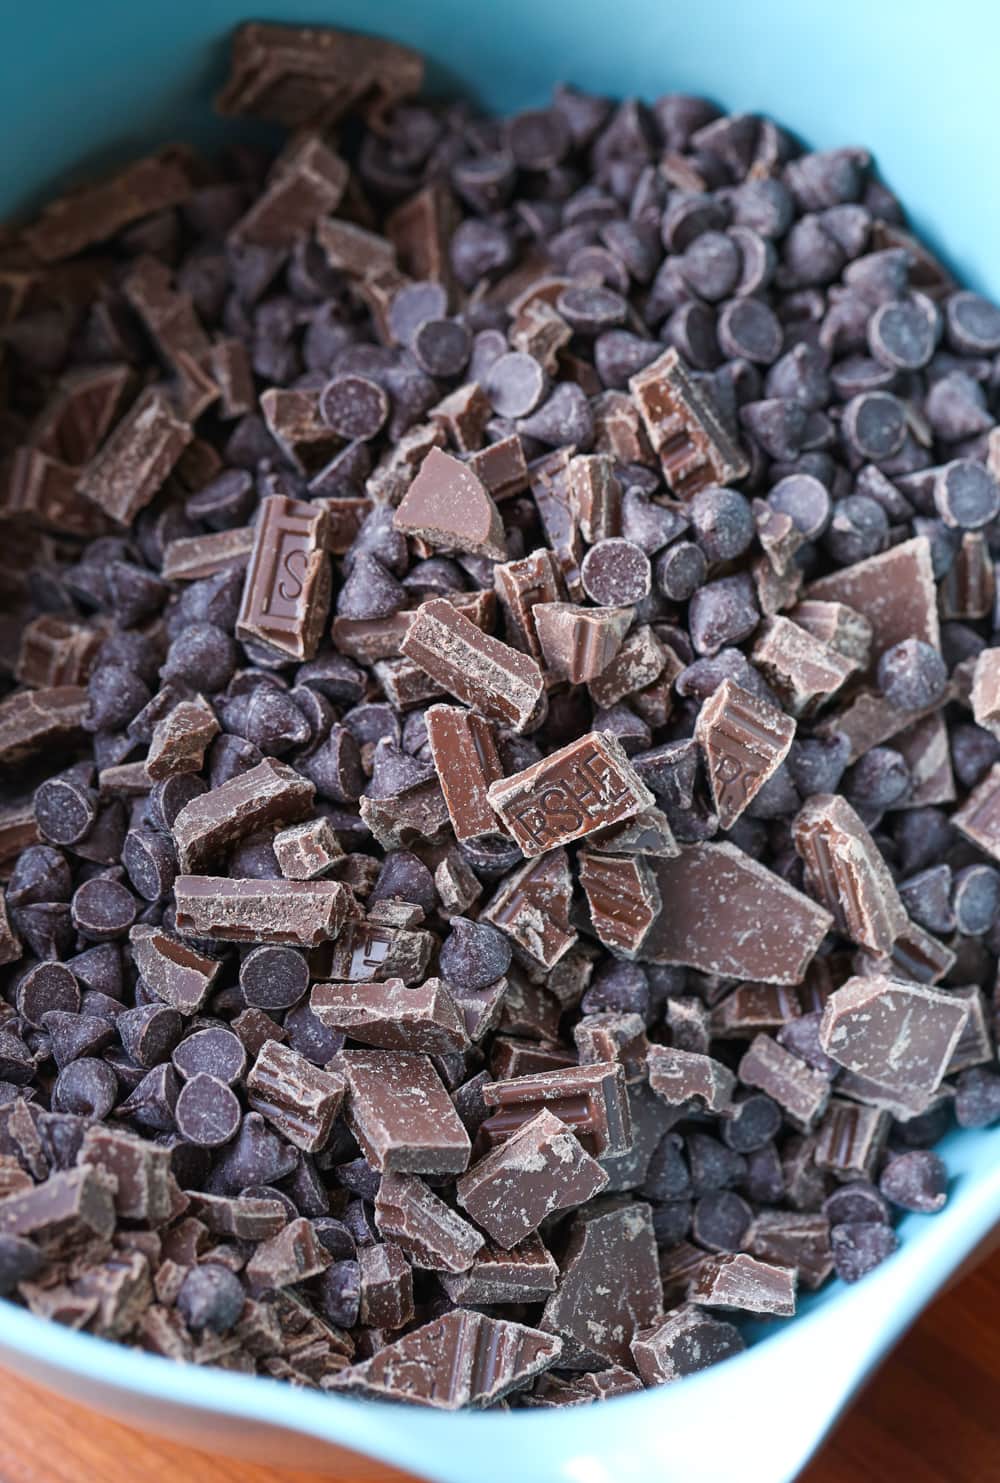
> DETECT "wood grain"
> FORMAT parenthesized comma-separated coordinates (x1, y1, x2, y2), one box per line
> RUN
(0, 1249, 998, 1483)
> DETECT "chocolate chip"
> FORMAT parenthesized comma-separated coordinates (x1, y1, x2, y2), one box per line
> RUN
(439, 917, 512, 992)
(933, 460, 1000, 531)
(175, 1073, 242, 1147)
(16, 962, 80, 1028)
(52, 1057, 118, 1119)
(654, 541, 708, 602)
(580, 538, 651, 606)
(319, 374, 390, 440)
(240, 945, 310, 1010)
(879, 1151, 947, 1214)
(176, 1263, 246, 1332)
(71, 877, 138, 941)
(876, 639, 948, 712)
(945, 291, 1000, 354)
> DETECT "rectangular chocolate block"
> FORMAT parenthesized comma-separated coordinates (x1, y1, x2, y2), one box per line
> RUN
(440, 1234, 558, 1305)
(695, 678, 796, 829)
(174, 876, 352, 947)
(332, 1050, 471, 1175)
(738, 1033, 831, 1132)
(479, 1062, 632, 1158)
(793, 793, 908, 954)
(577, 850, 661, 957)
(0, 685, 87, 767)
(566, 453, 621, 543)
(487, 732, 654, 856)
(425, 704, 505, 843)
(400, 597, 545, 732)
(246, 1040, 345, 1152)
(690, 1253, 796, 1317)
(468, 435, 529, 500)
(236, 495, 332, 662)
(161, 526, 256, 582)
(629, 347, 748, 497)
(643, 843, 833, 985)
(172, 757, 314, 872)
(24, 150, 193, 262)
(375, 1171, 484, 1273)
(77, 388, 192, 527)
(310, 977, 469, 1055)
(751, 617, 856, 718)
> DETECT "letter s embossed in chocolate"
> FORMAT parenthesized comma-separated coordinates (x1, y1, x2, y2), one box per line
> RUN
(236, 494, 331, 662)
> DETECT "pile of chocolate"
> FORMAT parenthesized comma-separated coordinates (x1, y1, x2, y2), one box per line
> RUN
(1, 20, 1000, 1411)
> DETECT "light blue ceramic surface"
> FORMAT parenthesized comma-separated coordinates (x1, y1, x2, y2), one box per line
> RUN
(2, 4, 1000, 1480)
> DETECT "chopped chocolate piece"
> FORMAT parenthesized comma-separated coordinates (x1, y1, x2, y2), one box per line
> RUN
(440, 1233, 558, 1305)
(130, 927, 220, 1015)
(813, 1099, 889, 1180)
(953, 763, 1000, 863)
(328, 1309, 560, 1408)
(712, 983, 804, 1039)
(588, 624, 671, 711)
(393, 448, 506, 562)
(691, 1252, 797, 1317)
(146, 698, 219, 781)
(487, 731, 653, 855)
(174, 876, 352, 946)
(695, 679, 796, 829)
(231, 134, 347, 248)
(189, 1192, 287, 1242)
(425, 705, 505, 843)
(480, 1062, 631, 1158)
(632, 1308, 745, 1385)
(747, 1211, 833, 1290)
(971, 648, 1000, 739)
(3, 448, 111, 538)
(480, 850, 577, 971)
(457, 1109, 607, 1248)
(494, 549, 566, 664)
(25, 150, 192, 262)
(566, 453, 621, 544)
(78, 389, 192, 527)
(80, 1126, 172, 1223)
(374, 1171, 484, 1272)
(0, 686, 88, 767)
(311, 977, 469, 1055)
(401, 597, 546, 733)
(643, 844, 833, 984)
(793, 793, 908, 954)
(272, 817, 343, 880)
(15, 616, 104, 689)
(806, 536, 940, 662)
(737, 1034, 831, 1132)
(161, 527, 255, 582)
(751, 617, 856, 718)
(246, 1216, 331, 1293)
(333, 1050, 471, 1175)
(647, 1046, 736, 1114)
(540, 1198, 661, 1366)
(533, 603, 632, 684)
(629, 348, 749, 496)
(819, 975, 968, 1100)
(322, 919, 433, 985)
(172, 757, 314, 872)
(577, 850, 661, 957)
(260, 386, 341, 474)
(246, 1040, 345, 1152)
(235, 495, 331, 663)
(0, 1165, 116, 1255)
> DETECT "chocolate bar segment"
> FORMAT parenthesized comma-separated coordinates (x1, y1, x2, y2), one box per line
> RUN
(236, 495, 331, 663)
(690, 1252, 797, 1317)
(130, 927, 220, 1016)
(171, 757, 314, 872)
(78, 388, 192, 527)
(577, 850, 661, 957)
(174, 876, 352, 946)
(819, 975, 969, 1099)
(479, 1061, 631, 1157)
(806, 536, 940, 663)
(695, 678, 796, 829)
(374, 1172, 484, 1273)
(333, 1050, 471, 1175)
(400, 597, 546, 732)
(230, 133, 348, 248)
(793, 793, 908, 954)
(393, 448, 507, 561)
(0, 686, 87, 767)
(738, 1033, 831, 1132)
(751, 617, 856, 718)
(493, 549, 566, 663)
(161, 527, 255, 582)
(425, 704, 505, 843)
(480, 850, 577, 971)
(245, 1040, 345, 1151)
(646, 1045, 735, 1114)
(310, 977, 469, 1055)
(440, 1234, 558, 1305)
(533, 603, 633, 684)
(24, 151, 192, 262)
(487, 731, 654, 855)
(629, 348, 748, 496)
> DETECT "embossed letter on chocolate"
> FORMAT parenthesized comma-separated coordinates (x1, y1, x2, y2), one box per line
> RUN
(425, 704, 505, 842)
(236, 494, 332, 662)
(695, 678, 796, 830)
(487, 732, 654, 855)
(629, 348, 748, 497)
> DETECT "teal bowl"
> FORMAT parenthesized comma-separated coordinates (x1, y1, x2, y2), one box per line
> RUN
(2, 4, 1000, 1480)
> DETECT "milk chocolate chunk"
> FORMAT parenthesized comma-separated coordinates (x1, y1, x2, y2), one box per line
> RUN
(429, 383, 491, 453)
(646, 1046, 736, 1114)
(589, 806, 679, 858)
(15, 616, 103, 690)
(24, 150, 192, 262)
(746, 1211, 833, 1291)
(0, 1166, 116, 1256)
(172, 757, 314, 872)
(457, 1109, 608, 1249)
(577, 850, 661, 957)
(400, 597, 546, 733)
(566, 453, 622, 544)
(373, 1172, 483, 1273)
(629, 347, 749, 496)
(690, 1252, 797, 1317)
(0, 686, 87, 767)
(231, 133, 347, 248)
(588, 625, 669, 710)
(130, 927, 220, 1015)
(540, 1198, 662, 1367)
(236, 495, 331, 663)
(793, 793, 908, 954)
(441, 1233, 558, 1305)
(953, 763, 1000, 863)
(806, 535, 940, 662)
(174, 877, 351, 947)
(493, 549, 566, 663)
(533, 603, 633, 684)
(310, 977, 469, 1055)
(260, 386, 341, 474)
(751, 618, 856, 718)
(737, 1034, 831, 1132)
(480, 850, 578, 971)
(161, 527, 256, 582)
(813, 1099, 889, 1180)
(425, 704, 505, 842)
(487, 731, 653, 855)
(123, 256, 211, 378)
(189, 1192, 287, 1242)
(632, 1308, 746, 1386)
(790, 599, 874, 669)
(246, 1216, 331, 1294)
(3, 448, 111, 538)
(328, 1310, 561, 1409)
(939, 531, 994, 620)
(79, 1126, 172, 1224)
(146, 698, 219, 781)
(479, 1062, 631, 1158)
(712, 982, 803, 1039)
(246, 1040, 345, 1152)
(359, 779, 450, 851)
(393, 448, 506, 561)
(78, 389, 192, 527)
(819, 975, 969, 1100)
(273, 817, 343, 880)
(643, 844, 833, 985)
(333, 1050, 471, 1174)
(323, 920, 433, 986)
(217, 21, 423, 128)
(695, 678, 796, 829)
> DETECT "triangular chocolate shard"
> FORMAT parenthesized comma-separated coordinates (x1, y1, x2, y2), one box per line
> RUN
(394, 447, 507, 561)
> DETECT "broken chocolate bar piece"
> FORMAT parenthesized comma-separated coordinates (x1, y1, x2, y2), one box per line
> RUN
(480, 850, 578, 971)
(400, 597, 546, 732)
(440, 1233, 558, 1305)
(0, 1165, 116, 1255)
(953, 763, 1000, 864)
(246, 1040, 345, 1152)
(161, 527, 255, 582)
(577, 850, 661, 957)
(15, 616, 103, 690)
(793, 793, 908, 954)
(327, 1310, 560, 1409)
(146, 698, 219, 781)
(273, 817, 343, 879)
(231, 133, 347, 248)
(457, 1109, 608, 1249)
(533, 603, 633, 684)
(236, 495, 331, 663)
(322, 920, 433, 985)
(738, 1033, 831, 1132)
(566, 453, 621, 544)
(588, 625, 670, 710)
(690, 1252, 797, 1317)
(813, 1098, 889, 1180)
(333, 1050, 471, 1175)
(751, 617, 855, 718)
(629, 347, 749, 496)
(260, 387, 340, 474)
(646, 1045, 736, 1114)
(632, 1308, 745, 1386)
(425, 704, 505, 843)
(643, 844, 833, 985)
(746, 1211, 833, 1291)
(493, 549, 566, 664)
(479, 1061, 631, 1157)
(0, 686, 87, 767)
(393, 448, 506, 561)
(695, 678, 796, 829)
(78, 388, 192, 527)
(3, 448, 111, 538)
(790, 599, 873, 669)
(374, 1172, 484, 1273)
(310, 977, 469, 1055)
(79, 1126, 172, 1224)
(819, 975, 968, 1100)
(246, 1216, 331, 1293)
(24, 150, 193, 262)
(130, 927, 220, 1015)
(540, 1198, 662, 1366)
(487, 731, 654, 855)
(806, 536, 940, 662)
(172, 757, 314, 872)
(174, 877, 352, 946)
(468, 435, 530, 502)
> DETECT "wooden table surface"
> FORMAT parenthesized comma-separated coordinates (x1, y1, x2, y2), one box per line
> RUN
(1, 1250, 998, 1483)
